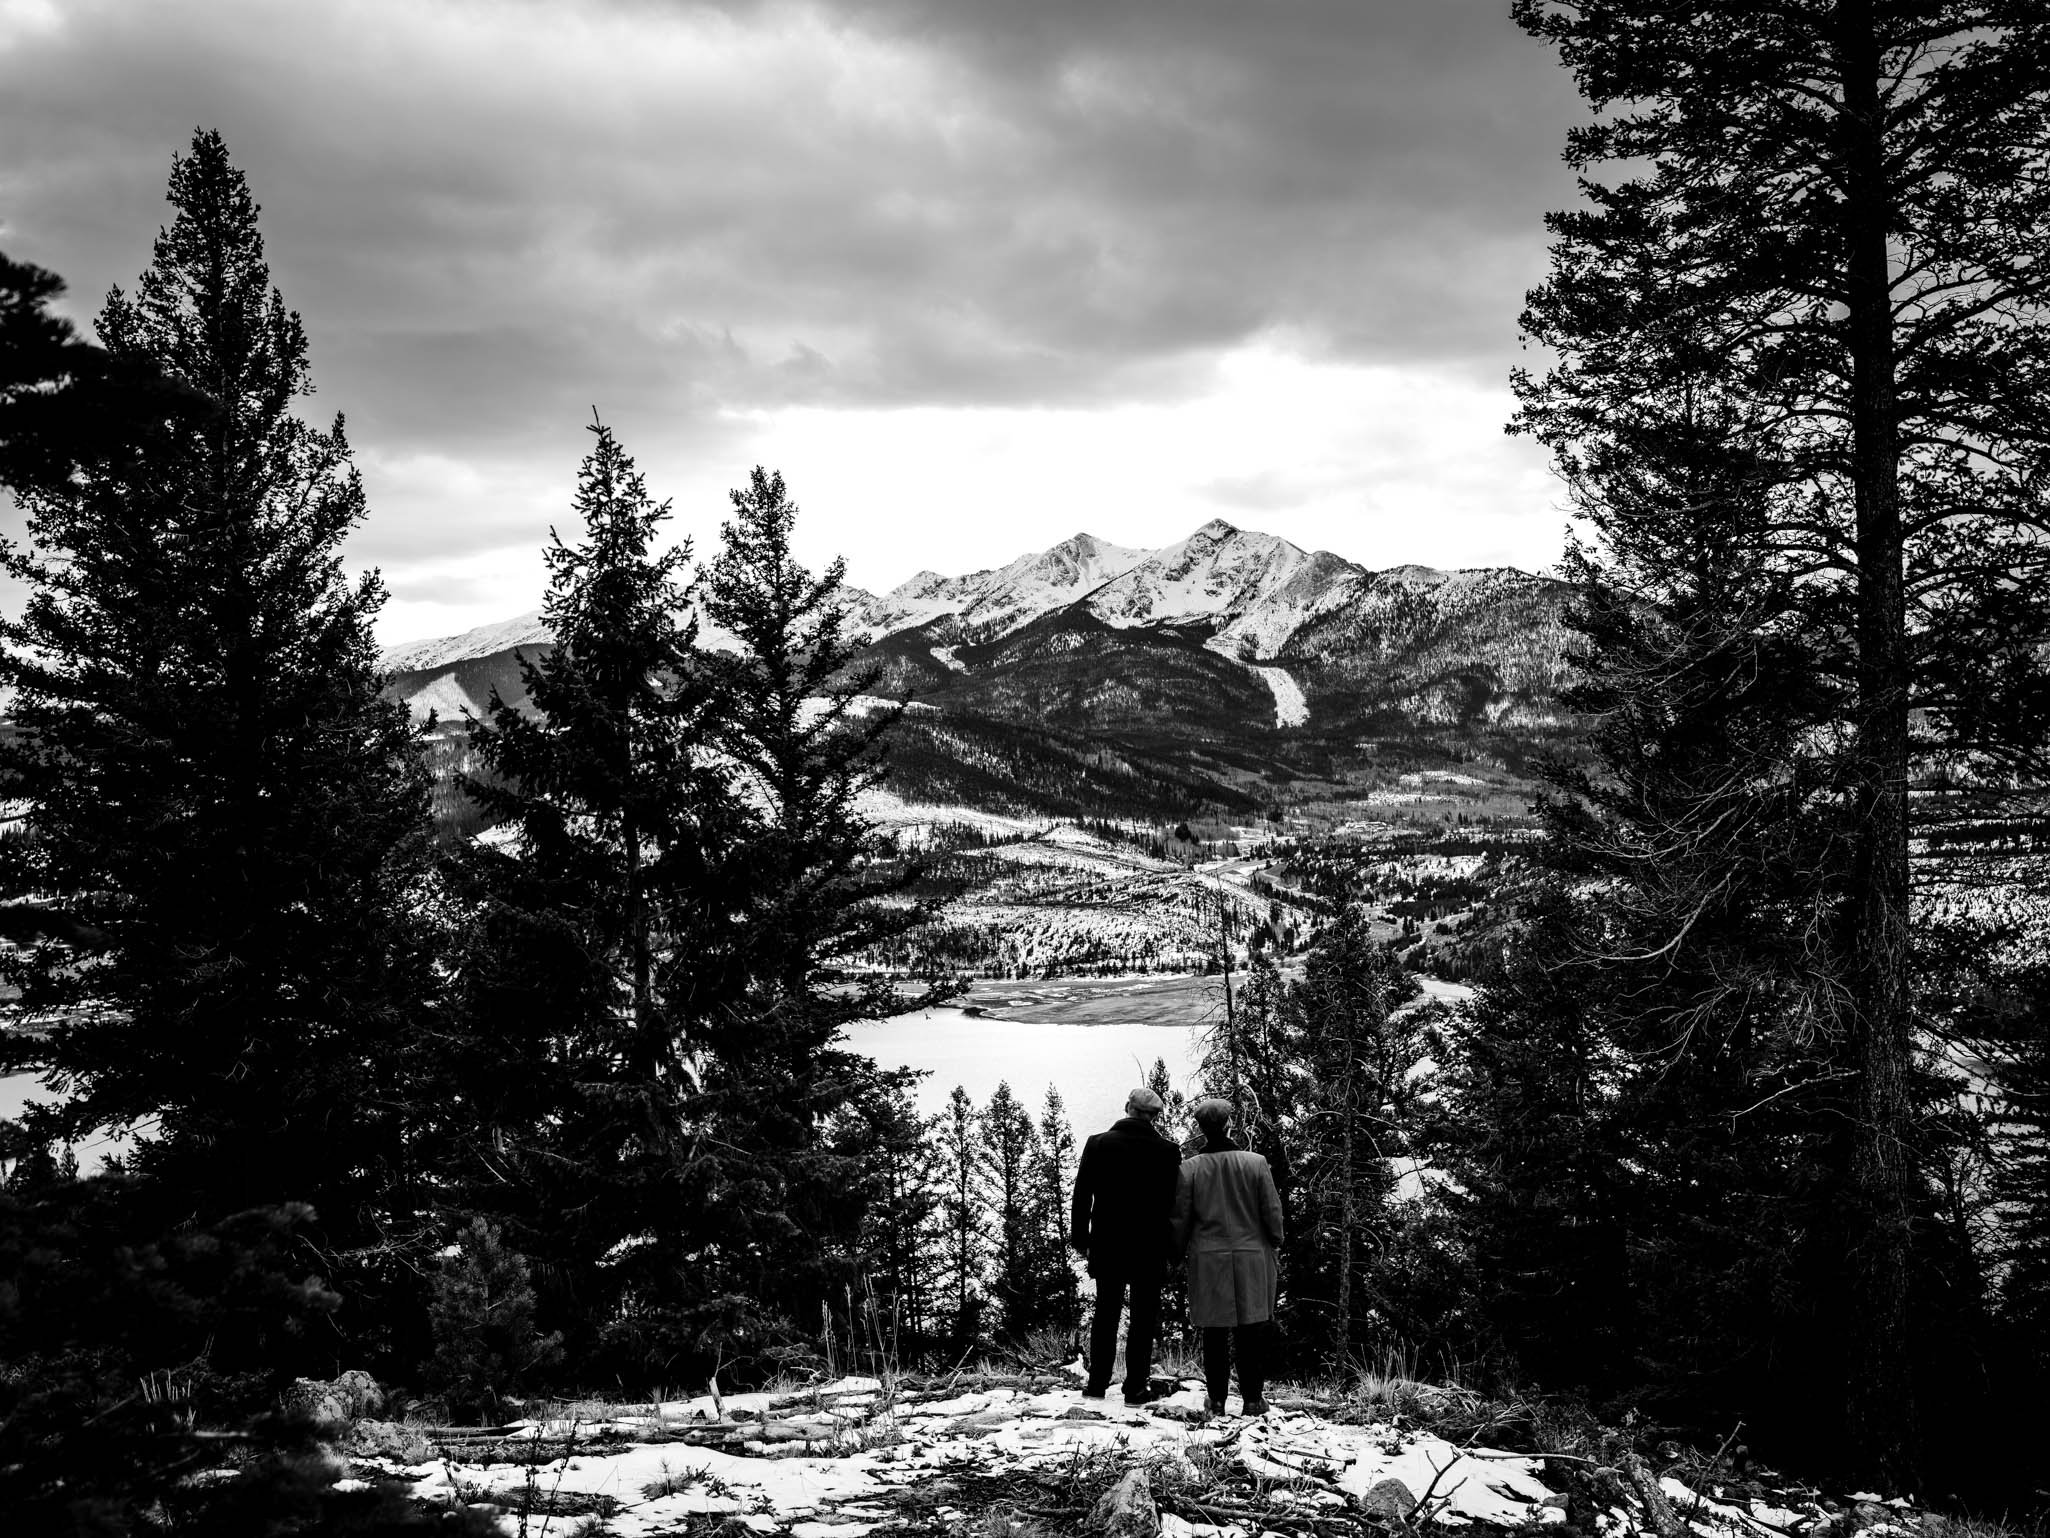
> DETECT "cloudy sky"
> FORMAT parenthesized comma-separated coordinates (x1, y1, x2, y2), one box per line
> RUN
(0, 0, 1588, 646)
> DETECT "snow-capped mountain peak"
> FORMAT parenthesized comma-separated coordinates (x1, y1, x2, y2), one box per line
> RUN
(1082, 522, 1362, 651)
(860, 531, 1148, 642)
(381, 610, 552, 675)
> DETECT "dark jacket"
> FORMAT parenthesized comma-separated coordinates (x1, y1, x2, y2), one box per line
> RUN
(1070, 1115, 1182, 1280)
(1172, 1132, 1285, 1326)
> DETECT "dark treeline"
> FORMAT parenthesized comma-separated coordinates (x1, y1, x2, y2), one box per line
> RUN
(0, 132, 947, 1531)
(866, 1082, 1082, 1362)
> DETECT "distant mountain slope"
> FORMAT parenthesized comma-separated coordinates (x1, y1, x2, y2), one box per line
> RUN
(1279, 566, 1569, 727)
(380, 606, 751, 726)
(1081, 519, 1365, 656)
(915, 606, 1278, 732)
(376, 520, 1573, 814)
(862, 532, 1147, 643)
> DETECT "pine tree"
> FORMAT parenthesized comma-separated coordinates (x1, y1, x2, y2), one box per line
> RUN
(0, 252, 98, 494)
(933, 1085, 988, 1352)
(700, 466, 928, 1015)
(1989, 971, 2050, 1382)
(1033, 1087, 1082, 1341)
(979, 1082, 1043, 1343)
(826, 1081, 941, 1360)
(1432, 886, 1638, 1394)
(1198, 954, 1293, 1175)
(1278, 912, 1426, 1365)
(0, 133, 436, 1265)
(1510, 2, 2050, 1485)
(696, 466, 949, 1337)
(451, 415, 762, 1374)
(1447, 434, 1969, 1450)
(424, 1218, 564, 1422)
(0, 250, 202, 500)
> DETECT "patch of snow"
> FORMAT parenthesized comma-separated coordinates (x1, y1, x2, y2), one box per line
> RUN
(381, 610, 552, 674)
(1248, 664, 1308, 727)
(399, 1378, 1574, 1535)
(1416, 976, 1476, 1006)
(380, 606, 746, 676)
(797, 696, 934, 728)
(930, 645, 967, 672)
(853, 789, 1047, 845)
(400, 673, 493, 723)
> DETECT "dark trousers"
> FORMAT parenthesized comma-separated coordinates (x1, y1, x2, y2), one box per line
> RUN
(1202, 1322, 1270, 1407)
(1087, 1273, 1161, 1398)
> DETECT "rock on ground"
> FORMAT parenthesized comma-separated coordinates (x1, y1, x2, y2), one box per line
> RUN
(1089, 1468, 1159, 1538)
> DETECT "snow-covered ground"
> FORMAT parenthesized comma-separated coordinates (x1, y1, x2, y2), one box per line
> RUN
(378, 1373, 1576, 1537)
(853, 788, 1049, 846)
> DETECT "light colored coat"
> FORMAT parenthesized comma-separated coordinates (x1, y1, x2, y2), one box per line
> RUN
(1171, 1145, 1284, 1327)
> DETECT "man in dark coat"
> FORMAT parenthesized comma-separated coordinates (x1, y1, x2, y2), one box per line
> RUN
(1070, 1086, 1182, 1403)
(1172, 1097, 1284, 1417)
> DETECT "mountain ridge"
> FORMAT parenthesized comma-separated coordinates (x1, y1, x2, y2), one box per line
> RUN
(381, 518, 1538, 676)
(379, 519, 1570, 748)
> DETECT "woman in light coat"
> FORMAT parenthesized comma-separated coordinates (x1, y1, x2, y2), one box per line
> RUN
(1171, 1098, 1284, 1416)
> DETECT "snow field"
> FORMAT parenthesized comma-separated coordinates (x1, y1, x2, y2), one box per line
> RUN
(379, 1375, 1572, 1536)
(853, 788, 1048, 845)
(1247, 663, 1309, 727)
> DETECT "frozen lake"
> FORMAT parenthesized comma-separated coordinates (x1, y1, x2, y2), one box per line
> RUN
(852, 1004, 1207, 1140)
(0, 1067, 135, 1170)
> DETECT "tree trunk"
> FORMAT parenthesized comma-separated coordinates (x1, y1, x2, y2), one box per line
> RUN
(1335, 1017, 1355, 1366)
(1220, 899, 1239, 1100)
(1836, 0, 1919, 1491)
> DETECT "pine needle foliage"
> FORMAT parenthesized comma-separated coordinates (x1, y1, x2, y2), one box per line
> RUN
(0, 132, 436, 1260)
(425, 1218, 564, 1422)
(450, 415, 760, 1375)
(1511, 0, 2050, 1488)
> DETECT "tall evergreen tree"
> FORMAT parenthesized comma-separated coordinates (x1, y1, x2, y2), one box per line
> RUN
(451, 415, 760, 1374)
(1988, 968, 2050, 1384)
(697, 466, 948, 1337)
(976, 1081, 1077, 1347)
(1432, 889, 1637, 1394)
(1033, 1087, 1082, 1343)
(979, 1082, 1043, 1343)
(825, 1081, 941, 1361)
(0, 133, 436, 1273)
(1511, 1, 2050, 1485)
(1276, 913, 1427, 1366)
(932, 1085, 988, 1352)
(0, 253, 100, 494)
(700, 467, 925, 1013)
(0, 250, 204, 500)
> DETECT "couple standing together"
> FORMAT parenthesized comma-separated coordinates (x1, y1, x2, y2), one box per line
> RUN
(1069, 1087, 1283, 1416)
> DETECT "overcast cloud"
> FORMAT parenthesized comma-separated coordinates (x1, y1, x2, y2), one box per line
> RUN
(0, 0, 1588, 642)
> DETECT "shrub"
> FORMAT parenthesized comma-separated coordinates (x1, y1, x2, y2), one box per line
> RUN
(425, 1218, 563, 1421)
